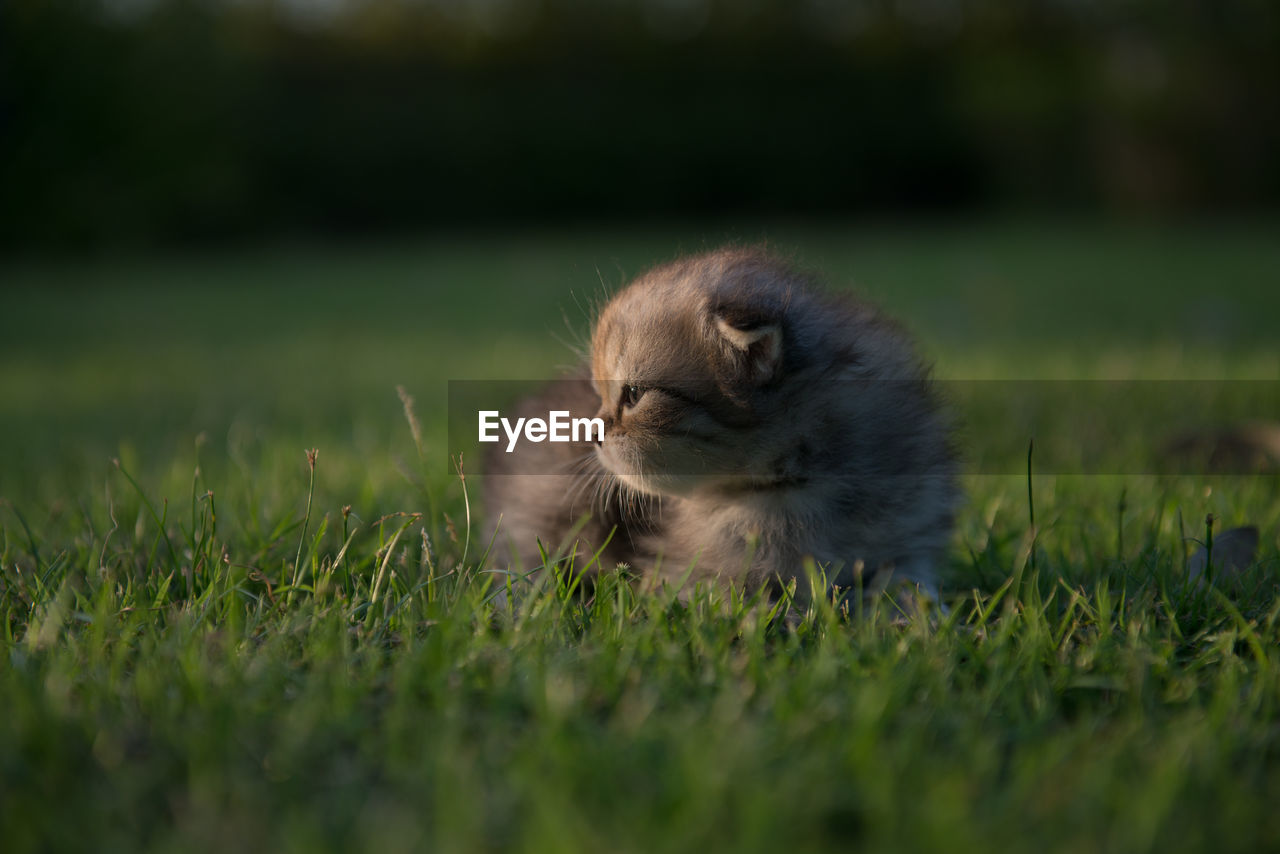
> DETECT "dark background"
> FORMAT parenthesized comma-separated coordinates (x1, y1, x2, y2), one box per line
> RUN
(4, 0, 1278, 253)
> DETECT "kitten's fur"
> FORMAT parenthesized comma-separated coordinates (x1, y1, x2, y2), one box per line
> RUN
(485, 248, 957, 600)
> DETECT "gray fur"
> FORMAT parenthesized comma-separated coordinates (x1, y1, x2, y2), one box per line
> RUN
(485, 247, 958, 600)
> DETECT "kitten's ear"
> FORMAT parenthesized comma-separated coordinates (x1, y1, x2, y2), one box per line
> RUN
(715, 314, 782, 382)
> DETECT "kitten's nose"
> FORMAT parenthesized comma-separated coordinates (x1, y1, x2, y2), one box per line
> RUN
(595, 410, 613, 446)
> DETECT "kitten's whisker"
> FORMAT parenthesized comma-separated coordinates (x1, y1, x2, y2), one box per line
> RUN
(593, 474, 613, 513)
(553, 453, 597, 510)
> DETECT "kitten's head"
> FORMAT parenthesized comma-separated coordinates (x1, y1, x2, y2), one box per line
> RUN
(590, 249, 804, 497)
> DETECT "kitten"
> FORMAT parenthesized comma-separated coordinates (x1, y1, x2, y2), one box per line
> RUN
(484, 247, 957, 602)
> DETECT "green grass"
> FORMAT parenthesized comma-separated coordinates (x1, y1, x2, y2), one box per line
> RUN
(2, 220, 1279, 853)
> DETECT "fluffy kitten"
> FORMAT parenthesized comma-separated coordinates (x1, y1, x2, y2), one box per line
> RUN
(484, 247, 957, 601)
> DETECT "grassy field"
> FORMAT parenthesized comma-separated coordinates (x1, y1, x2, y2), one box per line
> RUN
(2, 221, 1279, 852)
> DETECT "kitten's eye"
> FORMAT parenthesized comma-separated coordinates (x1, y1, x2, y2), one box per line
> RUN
(622, 384, 645, 409)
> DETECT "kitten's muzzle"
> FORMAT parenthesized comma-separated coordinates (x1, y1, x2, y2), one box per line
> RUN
(594, 410, 616, 447)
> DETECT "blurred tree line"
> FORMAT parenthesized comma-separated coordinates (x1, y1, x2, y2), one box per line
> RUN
(2, 0, 1277, 250)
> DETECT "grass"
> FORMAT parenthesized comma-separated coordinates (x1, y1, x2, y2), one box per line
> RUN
(1, 220, 1279, 853)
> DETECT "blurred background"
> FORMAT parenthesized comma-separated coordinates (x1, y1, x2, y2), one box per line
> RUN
(3, 0, 1279, 249)
(2, 0, 1278, 507)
